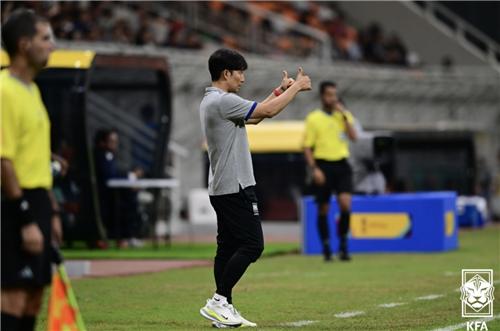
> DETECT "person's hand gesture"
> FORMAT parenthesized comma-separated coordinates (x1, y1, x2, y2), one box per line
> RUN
(280, 70, 295, 92)
(335, 101, 350, 122)
(21, 223, 44, 255)
(295, 67, 312, 91)
(313, 167, 326, 186)
(336, 100, 348, 113)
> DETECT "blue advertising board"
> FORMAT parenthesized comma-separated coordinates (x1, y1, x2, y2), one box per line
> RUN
(302, 192, 458, 254)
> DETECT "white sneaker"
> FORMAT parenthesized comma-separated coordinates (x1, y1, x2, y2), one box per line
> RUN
(210, 305, 257, 328)
(228, 305, 257, 327)
(200, 299, 242, 326)
(211, 321, 236, 328)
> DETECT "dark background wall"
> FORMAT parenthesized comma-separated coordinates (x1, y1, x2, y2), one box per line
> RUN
(440, 1, 500, 43)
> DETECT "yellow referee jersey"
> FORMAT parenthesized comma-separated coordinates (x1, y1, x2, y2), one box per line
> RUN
(303, 108, 355, 161)
(0, 69, 52, 189)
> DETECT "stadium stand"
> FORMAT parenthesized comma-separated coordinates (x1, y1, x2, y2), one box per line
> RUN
(2, 1, 498, 70)
(1, 1, 416, 67)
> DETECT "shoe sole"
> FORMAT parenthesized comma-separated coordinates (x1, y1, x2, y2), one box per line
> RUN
(212, 321, 240, 328)
(200, 307, 242, 327)
(213, 321, 256, 328)
(216, 319, 257, 328)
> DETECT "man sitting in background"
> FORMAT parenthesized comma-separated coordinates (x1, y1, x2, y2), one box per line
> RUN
(94, 129, 143, 248)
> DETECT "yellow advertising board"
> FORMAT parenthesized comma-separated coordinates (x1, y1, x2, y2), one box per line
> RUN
(1, 49, 94, 69)
(350, 213, 411, 239)
(445, 211, 455, 237)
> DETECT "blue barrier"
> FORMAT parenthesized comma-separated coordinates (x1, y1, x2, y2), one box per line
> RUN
(458, 205, 484, 227)
(302, 192, 458, 254)
(457, 197, 486, 228)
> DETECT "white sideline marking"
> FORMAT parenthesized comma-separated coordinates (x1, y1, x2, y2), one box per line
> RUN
(281, 320, 318, 327)
(415, 294, 444, 301)
(431, 313, 500, 331)
(334, 311, 365, 318)
(378, 302, 406, 308)
(280, 280, 499, 328)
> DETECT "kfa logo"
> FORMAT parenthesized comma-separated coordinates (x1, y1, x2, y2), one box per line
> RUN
(460, 269, 494, 318)
(466, 321, 488, 331)
(461, 269, 494, 331)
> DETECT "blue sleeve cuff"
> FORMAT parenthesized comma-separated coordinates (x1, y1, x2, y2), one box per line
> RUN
(245, 102, 258, 121)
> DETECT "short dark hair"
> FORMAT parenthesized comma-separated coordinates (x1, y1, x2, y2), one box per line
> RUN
(208, 48, 248, 82)
(319, 81, 337, 95)
(1, 8, 48, 58)
(94, 128, 117, 147)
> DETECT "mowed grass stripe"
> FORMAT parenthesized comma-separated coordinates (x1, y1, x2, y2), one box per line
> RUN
(36, 225, 499, 330)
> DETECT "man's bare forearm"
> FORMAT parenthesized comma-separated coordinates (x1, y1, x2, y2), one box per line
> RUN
(344, 120, 358, 141)
(246, 118, 264, 125)
(1, 158, 22, 198)
(246, 91, 277, 125)
(48, 190, 60, 213)
(260, 90, 278, 105)
(251, 84, 301, 119)
(304, 148, 316, 169)
(248, 86, 287, 124)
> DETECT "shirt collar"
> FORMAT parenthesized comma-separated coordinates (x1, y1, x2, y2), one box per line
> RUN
(205, 86, 224, 93)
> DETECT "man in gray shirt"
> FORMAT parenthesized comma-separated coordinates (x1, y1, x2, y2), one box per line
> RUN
(199, 49, 311, 328)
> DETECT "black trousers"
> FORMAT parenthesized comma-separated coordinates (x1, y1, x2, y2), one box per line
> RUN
(209, 186, 264, 303)
(313, 158, 353, 205)
(312, 159, 353, 254)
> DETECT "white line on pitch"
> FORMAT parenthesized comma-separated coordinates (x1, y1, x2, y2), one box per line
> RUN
(334, 311, 365, 318)
(414, 294, 444, 301)
(280, 320, 318, 327)
(378, 302, 406, 308)
(431, 313, 500, 331)
(444, 271, 458, 276)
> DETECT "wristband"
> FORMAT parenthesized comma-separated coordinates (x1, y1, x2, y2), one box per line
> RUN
(273, 88, 282, 97)
(9, 197, 35, 226)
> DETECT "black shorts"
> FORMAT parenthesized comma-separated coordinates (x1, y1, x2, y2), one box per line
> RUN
(209, 186, 264, 258)
(313, 159, 353, 204)
(1, 189, 53, 288)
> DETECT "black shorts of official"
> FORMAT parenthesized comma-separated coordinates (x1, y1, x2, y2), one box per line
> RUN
(313, 159, 353, 205)
(1, 189, 53, 288)
(209, 186, 264, 260)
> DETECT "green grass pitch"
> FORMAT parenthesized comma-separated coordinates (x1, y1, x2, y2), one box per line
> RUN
(38, 226, 499, 330)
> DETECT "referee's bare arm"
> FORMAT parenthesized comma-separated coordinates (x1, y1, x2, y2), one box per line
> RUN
(1, 158, 44, 254)
(1, 158, 23, 198)
(344, 120, 358, 142)
(303, 148, 316, 170)
(337, 102, 358, 142)
(249, 67, 311, 120)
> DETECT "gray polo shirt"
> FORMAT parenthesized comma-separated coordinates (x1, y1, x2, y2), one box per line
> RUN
(200, 87, 258, 196)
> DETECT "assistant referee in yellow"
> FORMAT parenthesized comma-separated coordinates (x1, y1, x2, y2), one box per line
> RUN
(303, 81, 358, 261)
(1, 9, 62, 331)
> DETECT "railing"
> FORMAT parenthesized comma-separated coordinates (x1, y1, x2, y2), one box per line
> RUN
(403, 1, 500, 74)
